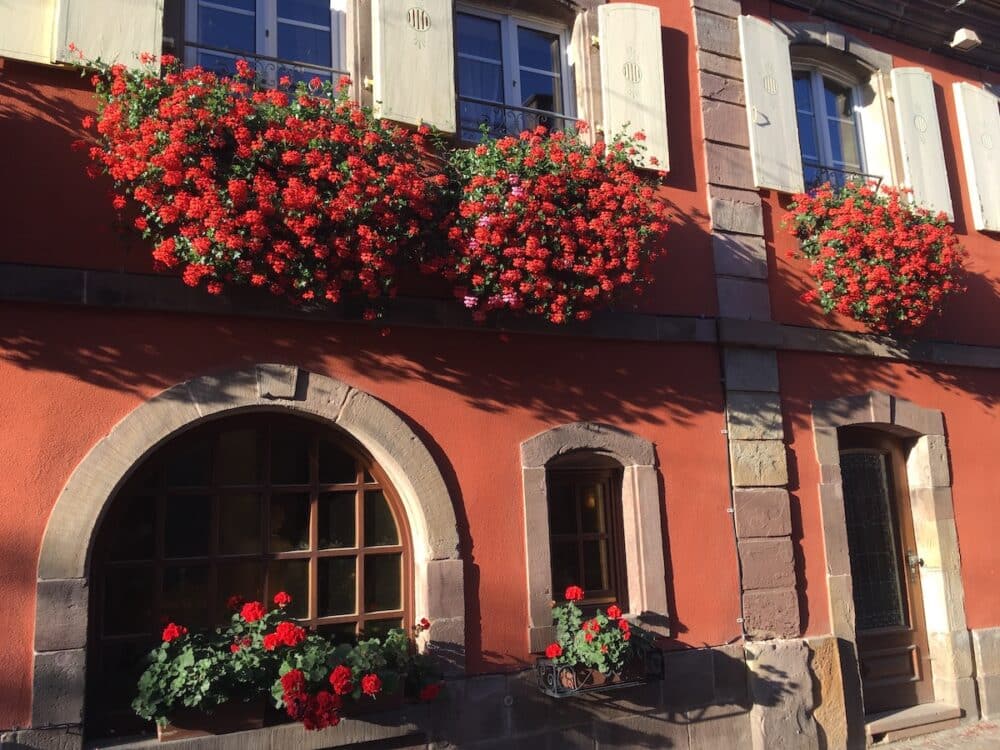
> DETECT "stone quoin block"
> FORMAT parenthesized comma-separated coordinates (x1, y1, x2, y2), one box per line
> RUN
(703, 99, 751, 148)
(706, 142, 756, 191)
(742, 588, 799, 639)
(32, 649, 86, 727)
(700, 70, 746, 105)
(713, 233, 768, 280)
(697, 49, 743, 79)
(723, 348, 779, 392)
(733, 488, 792, 538)
(709, 195, 765, 236)
(745, 639, 820, 749)
(693, 10, 739, 57)
(727, 392, 784, 440)
(34, 578, 88, 652)
(729, 440, 788, 487)
(738, 538, 796, 590)
(717, 277, 772, 321)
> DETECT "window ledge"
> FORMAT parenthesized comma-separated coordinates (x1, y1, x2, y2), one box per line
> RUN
(88, 709, 431, 750)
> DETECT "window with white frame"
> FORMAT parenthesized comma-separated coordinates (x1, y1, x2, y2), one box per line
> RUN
(184, 0, 347, 85)
(792, 68, 871, 189)
(455, 6, 575, 141)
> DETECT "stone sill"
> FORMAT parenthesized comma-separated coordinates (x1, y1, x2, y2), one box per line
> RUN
(866, 702, 962, 742)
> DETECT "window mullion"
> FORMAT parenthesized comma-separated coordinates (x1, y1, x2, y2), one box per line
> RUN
(258, 0, 274, 58)
(503, 16, 519, 108)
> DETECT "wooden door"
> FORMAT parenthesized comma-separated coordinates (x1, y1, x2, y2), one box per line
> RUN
(839, 428, 934, 714)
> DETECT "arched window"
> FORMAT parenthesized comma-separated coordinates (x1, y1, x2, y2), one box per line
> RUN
(86, 413, 412, 737)
(546, 452, 629, 612)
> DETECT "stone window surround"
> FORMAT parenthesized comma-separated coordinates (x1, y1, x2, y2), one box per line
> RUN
(520, 422, 670, 652)
(811, 391, 978, 721)
(31, 364, 465, 741)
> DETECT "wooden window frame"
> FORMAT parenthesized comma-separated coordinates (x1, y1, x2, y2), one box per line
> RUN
(87, 413, 412, 737)
(546, 466, 629, 613)
(791, 64, 869, 178)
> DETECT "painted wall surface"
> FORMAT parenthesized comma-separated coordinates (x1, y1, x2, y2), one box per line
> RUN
(0, 302, 741, 728)
(779, 351, 1000, 638)
(743, 1, 1000, 347)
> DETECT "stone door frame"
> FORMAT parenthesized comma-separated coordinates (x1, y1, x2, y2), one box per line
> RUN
(811, 392, 977, 721)
(31, 364, 465, 742)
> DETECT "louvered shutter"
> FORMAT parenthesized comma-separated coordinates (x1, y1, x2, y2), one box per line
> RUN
(953, 82, 1000, 232)
(890, 68, 953, 219)
(52, 0, 163, 70)
(371, 0, 455, 132)
(737, 15, 803, 194)
(597, 3, 669, 171)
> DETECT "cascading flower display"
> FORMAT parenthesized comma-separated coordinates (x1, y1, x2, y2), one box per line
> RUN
(785, 181, 965, 333)
(433, 126, 671, 324)
(80, 55, 448, 313)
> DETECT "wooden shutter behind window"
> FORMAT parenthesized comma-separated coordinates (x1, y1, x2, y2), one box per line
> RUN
(890, 68, 954, 220)
(737, 15, 803, 194)
(953, 82, 1000, 232)
(597, 3, 669, 171)
(52, 0, 164, 70)
(371, 0, 455, 132)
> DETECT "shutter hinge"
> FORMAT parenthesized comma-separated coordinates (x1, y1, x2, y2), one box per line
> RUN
(590, 35, 600, 48)
(363, 77, 374, 91)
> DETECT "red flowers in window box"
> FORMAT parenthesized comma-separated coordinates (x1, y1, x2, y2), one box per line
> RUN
(785, 181, 966, 333)
(161, 622, 188, 643)
(80, 55, 448, 315)
(432, 126, 670, 324)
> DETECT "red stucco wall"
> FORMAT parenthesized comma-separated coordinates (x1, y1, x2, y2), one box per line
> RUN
(0, 303, 742, 728)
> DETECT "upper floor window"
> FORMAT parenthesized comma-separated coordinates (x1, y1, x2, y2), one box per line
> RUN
(184, 0, 346, 85)
(793, 68, 868, 190)
(456, 6, 575, 141)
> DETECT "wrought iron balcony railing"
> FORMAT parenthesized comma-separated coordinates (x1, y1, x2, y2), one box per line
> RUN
(458, 95, 577, 143)
(803, 163, 883, 192)
(182, 42, 348, 87)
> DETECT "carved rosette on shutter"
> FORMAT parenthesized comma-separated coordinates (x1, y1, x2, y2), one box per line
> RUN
(597, 3, 669, 171)
(737, 15, 803, 194)
(371, 0, 456, 132)
(953, 82, 1000, 232)
(52, 0, 164, 70)
(890, 68, 954, 220)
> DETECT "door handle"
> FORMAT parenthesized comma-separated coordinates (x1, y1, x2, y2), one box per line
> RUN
(907, 551, 924, 572)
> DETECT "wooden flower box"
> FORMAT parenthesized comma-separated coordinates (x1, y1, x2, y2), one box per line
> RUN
(157, 698, 275, 742)
(535, 650, 664, 698)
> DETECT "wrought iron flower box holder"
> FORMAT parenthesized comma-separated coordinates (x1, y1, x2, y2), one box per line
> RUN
(535, 650, 664, 698)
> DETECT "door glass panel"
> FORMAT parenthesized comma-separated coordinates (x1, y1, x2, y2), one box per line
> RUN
(164, 495, 211, 558)
(364, 554, 402, 612)
(364, 490, 399, 546)
(269, 493, 311, 552)
(318, 556, 356, 615)
(841, 451, 907, 630)
(319, 491, 356, 549)
(219, 493, 262, 555)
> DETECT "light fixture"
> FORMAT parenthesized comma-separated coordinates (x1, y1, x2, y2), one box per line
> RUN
(951, 28, 982, 51)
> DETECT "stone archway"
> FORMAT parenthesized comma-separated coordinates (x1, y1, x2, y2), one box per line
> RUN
(31, 364, 464, 736)
(811, 392, 976, 725)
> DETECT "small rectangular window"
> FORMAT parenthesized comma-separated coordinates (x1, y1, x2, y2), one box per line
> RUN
(455, 6, 574, 141)
(184, 0, 346, 86)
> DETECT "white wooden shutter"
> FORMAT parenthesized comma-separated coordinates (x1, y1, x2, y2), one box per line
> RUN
(597, 3, 669, 171)
(890, 68, 953, 219)
(0, 0, 56, 65)
(371, 0, 455, 132)
(52, 0, 163, 70)
(737, 15, 802, 194)
(953, 82, 1000, 232)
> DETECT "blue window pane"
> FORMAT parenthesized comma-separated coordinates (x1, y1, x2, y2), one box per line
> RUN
(278, 0, 330, 26)
(520, 70, 562, 113)
(517, 26, 560, 74)
(793, 71, 813, 112)
(457, 13, 502, 61)
(796, 110, 820, 161)
(198, 5, 255, 52)
(824, 79, 853, 119)
(458, 58, 503, 103)
(278, 22, 331, 66)
(828, 119, 862, 169)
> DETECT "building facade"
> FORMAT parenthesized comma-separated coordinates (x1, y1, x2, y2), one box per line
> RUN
(0, 0, 998, 748)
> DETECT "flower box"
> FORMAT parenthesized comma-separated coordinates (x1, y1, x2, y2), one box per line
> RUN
(535, 649, 664, 699)
(157, 698, 274, 742)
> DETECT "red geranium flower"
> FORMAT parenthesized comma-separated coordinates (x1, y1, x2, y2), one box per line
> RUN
(419, 617, 431, 631)
(240, 600, 266, 622)
(360, 674, 382, 696)
(545, 643, 563, 659)
(263, 633, 280, 650)
(161, 622, 187, 642)
(329, 665, 353, 696)
(226, 594, 245, 611)
(273, 591, 292, 608)
(607, 604, 622, 619)
(564, 585, 585, 602)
